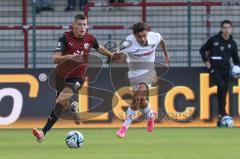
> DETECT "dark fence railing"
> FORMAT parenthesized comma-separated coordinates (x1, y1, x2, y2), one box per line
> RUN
(0, 0, 240, 68)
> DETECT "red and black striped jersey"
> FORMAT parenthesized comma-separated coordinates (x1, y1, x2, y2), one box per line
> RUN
(55, 31, 99, 78)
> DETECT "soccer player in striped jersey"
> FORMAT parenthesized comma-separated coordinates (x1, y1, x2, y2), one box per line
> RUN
(32, 14, 125, 143)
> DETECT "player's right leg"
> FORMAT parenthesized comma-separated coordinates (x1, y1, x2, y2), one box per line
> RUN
(32, 87, 73, 143)
(64, 77, 84, 125)
(132, 83, 156, 132)
(117, 85, 146, 138)
(117, 100, 139, 138)
(140, 98, 156, 132)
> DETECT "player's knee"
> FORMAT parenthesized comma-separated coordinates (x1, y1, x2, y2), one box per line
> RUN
(135, 89, 146, 98)
(56, 96, 63, 104)
(56, 97, 69, 108)
(139, 98, 147, 109)
(131, 97, 140, 110)
(56, 88, 74, 105)
(134, 90, 147, 102)
(137, 83, 148, 91)
(132, 92, 140, 101)
(131, 87, 146, 110)
(131, 103, 139, 111)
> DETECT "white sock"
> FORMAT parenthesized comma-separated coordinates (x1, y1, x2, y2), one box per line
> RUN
(142, 103, 154, 119)
(124, 107, 136, 128)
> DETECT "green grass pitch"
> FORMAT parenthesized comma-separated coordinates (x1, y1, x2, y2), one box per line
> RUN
(0, 128, 240, 159)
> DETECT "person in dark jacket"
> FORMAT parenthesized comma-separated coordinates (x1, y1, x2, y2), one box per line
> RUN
(36, 0, 54, 14)
(200, 20, 240, 126)
(64, 0, 87, 11)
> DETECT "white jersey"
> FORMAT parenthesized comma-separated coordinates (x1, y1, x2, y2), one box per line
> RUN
(120, 31, 163, 78)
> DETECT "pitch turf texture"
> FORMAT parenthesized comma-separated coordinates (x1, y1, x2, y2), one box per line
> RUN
(0, 128, 240, 159)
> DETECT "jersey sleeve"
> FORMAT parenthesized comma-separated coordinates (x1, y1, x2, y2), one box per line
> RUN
(92, 36, 100, 50)
(55, 34, 67, 53)
(199, 37, 213, 62)
(118, 37, 132, 54)
(155, 33, 163, 44)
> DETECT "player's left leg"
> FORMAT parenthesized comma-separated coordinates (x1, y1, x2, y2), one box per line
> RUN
(116, 92, 140, 138)
(32, 86, 73, 143)
(123, 84, 148, 128)
(138, 83, 156, 132)
(45, 87, 73, 130)
(32, 77, 83, 142)
(117, 83, 152, 137)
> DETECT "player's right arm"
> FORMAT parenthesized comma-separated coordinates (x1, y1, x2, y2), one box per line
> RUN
(159, 39, 170, 65)
(199, 37, 213, 69)
(52, 34, 78, 64)
(53, 53, 77, 64)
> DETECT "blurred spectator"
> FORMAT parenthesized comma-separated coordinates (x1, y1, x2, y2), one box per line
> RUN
(109, 0, 124, 3)
(108, 0, 125, 10)
(36, 0, 54, 14)
(65, 0, 88, 12)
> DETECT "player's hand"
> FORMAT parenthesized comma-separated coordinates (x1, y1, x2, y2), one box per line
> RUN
(111, 52, 127, 64)
(205, 61, 211, 69)
(164, 56, 170, 66)
(70, 53, 85, 63)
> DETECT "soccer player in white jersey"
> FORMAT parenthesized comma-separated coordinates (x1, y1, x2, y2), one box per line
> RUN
(116, 22, 170, 138)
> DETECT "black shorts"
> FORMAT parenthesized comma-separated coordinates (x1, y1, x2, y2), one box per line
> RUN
(55, 77, 84, 97)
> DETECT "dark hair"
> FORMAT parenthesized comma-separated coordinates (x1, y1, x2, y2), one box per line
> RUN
(221, 20, 232, 27)
(74, 14, 87, 21)
(132, 22, 148, 34)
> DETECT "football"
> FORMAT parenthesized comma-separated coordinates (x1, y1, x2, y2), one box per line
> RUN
(65, 131, 84, 148)
(231, 65, 240, 78)
(220, 116, 234, 127)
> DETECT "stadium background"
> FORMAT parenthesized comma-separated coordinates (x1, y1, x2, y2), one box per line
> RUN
(1, 0, 240, 128)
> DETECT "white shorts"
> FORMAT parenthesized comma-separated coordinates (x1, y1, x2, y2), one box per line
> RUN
(128, 68, 158, 90)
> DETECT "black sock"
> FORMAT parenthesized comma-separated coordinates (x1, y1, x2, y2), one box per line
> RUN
(42, 103, 64, 135)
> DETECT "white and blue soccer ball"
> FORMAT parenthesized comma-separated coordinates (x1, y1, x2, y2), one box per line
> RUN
(65, 131, 84, 148)
(220, 116, 234, 127)
(231, 65, 240, 79)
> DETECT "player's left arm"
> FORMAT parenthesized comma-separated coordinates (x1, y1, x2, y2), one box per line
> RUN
(96, 45, 113, 57)
(92, 37, 126, 63)
(159, 39, 170, 65)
